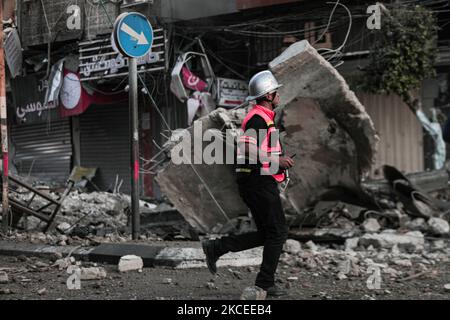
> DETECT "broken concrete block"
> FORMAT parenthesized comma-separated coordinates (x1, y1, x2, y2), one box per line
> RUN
(405, 218, 428, 232)
(305, 240, 318, 252)
(156, 40, 378, 234)
(362, 218, 381, 233)
(392, 259, 413, 268)
(118, 255, 143, 272)
(345, 237, 360, 251)
(80, 267, 107, 280)
(427, 217, 450, 235)
(0, 271, 9, 284)
(283, 239, 302, 254)
(53, 257, 76, 270)
(270, 40, 378, 172)
(359, 230, 425, 252)
(240, 286, 267, 300)
(57, 222, 72, 233)
(37, 288, 47, 295)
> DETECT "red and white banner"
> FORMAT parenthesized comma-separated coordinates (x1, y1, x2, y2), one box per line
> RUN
(181, 66, 207, 92)
(59, 69, 127, 117)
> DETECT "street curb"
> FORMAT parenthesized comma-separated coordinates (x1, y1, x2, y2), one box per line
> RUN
(0, 241, 93, 260)
(0, 241, 262, 269)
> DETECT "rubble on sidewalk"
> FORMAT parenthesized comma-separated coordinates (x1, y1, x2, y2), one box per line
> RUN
(80, 267, 107, 280)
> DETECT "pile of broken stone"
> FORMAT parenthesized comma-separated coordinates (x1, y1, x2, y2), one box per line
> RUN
(2, 190, 180, 246)
(279, 201, 449, 283)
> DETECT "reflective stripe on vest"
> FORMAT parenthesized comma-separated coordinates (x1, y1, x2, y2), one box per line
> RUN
(239, 105, 286, 183)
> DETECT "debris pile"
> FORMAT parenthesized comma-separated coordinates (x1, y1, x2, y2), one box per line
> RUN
(155, 40, 379, 233)
(3, 189, 195, 244)
(279, 234, 449, 283)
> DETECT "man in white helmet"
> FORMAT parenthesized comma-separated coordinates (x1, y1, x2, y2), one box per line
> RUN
(202, 70, 294, 297)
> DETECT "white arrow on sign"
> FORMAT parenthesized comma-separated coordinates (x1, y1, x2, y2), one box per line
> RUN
(120, 23, 149, 45)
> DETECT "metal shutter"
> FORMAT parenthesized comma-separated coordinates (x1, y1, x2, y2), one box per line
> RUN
(80, 104, 131, 193)
(11, 120, 72, 184)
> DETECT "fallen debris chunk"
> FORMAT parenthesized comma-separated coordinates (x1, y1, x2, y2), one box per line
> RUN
(359, 230, 425, 252)
(156, 40, 378, 233)
(287, 276, 298, 281)
(427, 217, 450, 235)
(240, 286, 267, 300)
(206, 282, 218, 290)
(283, 239, 302, 254)
(392, 259, 413, 268)
(345, 238, 360, 251)
(118, 255, 144, 272)
(0, 271, 9, 284)
(53, 257, 76, 270)
(80, 267, 107, 280)
(305, 241, 318, 252)
(362, 218, 381, 233)
(57, 222, 72, 233)
(163, 278, 172, 285)
(37, 288, 47, 295)
(444, 284, 450, 292)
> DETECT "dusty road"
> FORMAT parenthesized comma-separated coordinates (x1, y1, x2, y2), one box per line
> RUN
(0, 254, 449, 300)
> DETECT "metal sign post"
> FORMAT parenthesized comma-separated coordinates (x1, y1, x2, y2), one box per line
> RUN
(113, 13, 153, 240)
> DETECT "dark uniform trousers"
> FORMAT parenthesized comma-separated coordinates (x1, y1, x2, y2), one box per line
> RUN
(215, 173, 288, 290)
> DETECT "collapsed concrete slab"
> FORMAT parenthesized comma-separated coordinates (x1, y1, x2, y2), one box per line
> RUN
(156, 40, 379, 233)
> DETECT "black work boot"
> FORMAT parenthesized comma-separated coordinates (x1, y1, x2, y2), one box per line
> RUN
(265, 285, 288, 297)
(202, 239, 220, 275)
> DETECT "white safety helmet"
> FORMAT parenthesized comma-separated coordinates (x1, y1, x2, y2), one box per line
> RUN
(247, 70, 282, 101)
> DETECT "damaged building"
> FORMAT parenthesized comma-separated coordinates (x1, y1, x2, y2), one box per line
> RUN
(0, 0, 449, 255)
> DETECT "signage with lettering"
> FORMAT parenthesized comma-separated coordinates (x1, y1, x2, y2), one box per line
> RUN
(10, 75, 60, 125)
(216, 77, 248, 108)
(79, 27, 166, 82)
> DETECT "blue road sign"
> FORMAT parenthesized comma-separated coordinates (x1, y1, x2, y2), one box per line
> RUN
(114, 13, 153, 58)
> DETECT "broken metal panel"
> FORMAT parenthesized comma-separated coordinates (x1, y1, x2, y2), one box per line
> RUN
(170, 52, 215, 102)
(4, 28, 23, 79)
(269, 40, 379, 174)
(359, 93, 424, 178)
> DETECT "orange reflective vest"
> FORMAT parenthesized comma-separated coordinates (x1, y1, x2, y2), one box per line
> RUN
(237, 105, 286, 183)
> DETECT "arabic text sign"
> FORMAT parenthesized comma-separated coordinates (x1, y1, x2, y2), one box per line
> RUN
(79, 27, 166, 82)
(10, 75, 59, 125)
(217, 77, 249, 107)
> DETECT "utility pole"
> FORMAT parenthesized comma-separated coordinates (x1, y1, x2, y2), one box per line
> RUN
(0, 0, 9, 233)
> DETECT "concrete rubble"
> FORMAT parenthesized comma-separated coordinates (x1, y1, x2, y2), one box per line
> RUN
(279, 235, 450, 282)
(80, 267, 107, 280)
(240, 286, 267, 300)
(0, 271, 9, 284)
(427, 217, 450, 235)
(118, 255, 144, 272)
(156, 40, 379, 233)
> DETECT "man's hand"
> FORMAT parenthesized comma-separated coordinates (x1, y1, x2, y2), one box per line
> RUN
(278, 156, 294, 169)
